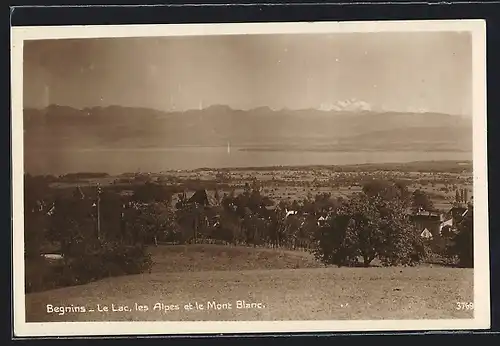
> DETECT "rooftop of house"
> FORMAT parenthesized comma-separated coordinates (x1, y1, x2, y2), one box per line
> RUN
(187, 189, 221, 207)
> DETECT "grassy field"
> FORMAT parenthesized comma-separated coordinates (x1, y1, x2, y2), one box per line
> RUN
(25, 245, 473, 322)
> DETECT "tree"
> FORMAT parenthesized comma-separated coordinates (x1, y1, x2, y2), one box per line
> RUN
(24, 174, 53, 258)
(241, 213, 267, 247)
(26, 185, 154, 290)
(411, 189, 434, 212)
(313, 202, 358, 267)
(212, 210, 241, 244)
(362, 179, 410, 203)
(24, 174, 53, 209)
(447, 204, 473, 268)
(269, 208, 289, 248)
(243, 182, 251, 195)
(314, 188, 425, 267)
(99, 190, 126, 241)
(132, 182, 172, 203)
(297, 215, 317, 249)
(25, 206, 50, 259)
(48, 197, 99, 257)
(282, 213, 302, 249)
(247, 188, 269, 215)
(372, 195, 425, 266)
(175, 201, 208, 244)
(127, 202, 179, 245)
(313, 193, 339, 214)
(347, 194, 383, 266)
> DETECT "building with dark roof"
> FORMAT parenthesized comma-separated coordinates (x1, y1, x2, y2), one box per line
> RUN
(187, 189, 220, 207)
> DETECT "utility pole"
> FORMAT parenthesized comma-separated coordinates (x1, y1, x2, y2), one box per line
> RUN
(97, 183, 102, 241)
(193, 205, 198, 244)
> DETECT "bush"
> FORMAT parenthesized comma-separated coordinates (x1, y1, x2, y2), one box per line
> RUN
(25, 258, 64, 293)
(26, 242, 153, 292)
(62, 242, 153, 286)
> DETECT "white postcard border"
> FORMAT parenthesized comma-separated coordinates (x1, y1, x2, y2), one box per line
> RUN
(11, 19, 489, 337)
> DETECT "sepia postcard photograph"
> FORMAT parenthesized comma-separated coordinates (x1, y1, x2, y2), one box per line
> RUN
(11, 19, 489, 337)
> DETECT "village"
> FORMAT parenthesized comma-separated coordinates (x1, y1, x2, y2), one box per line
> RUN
(106, 164, 473, 244)
(27, 160, 473, 278)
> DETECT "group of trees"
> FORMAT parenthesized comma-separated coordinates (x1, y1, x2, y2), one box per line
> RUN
(24, 177, 154, 292)
(24, 174, 474, 292)
(443, 203, 474, 268)
(314, 180, 428, 267)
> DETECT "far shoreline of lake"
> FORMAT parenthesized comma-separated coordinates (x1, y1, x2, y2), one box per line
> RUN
(23, 147, 473, 176)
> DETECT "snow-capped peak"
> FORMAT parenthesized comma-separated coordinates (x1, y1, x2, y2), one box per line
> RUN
(319, 98, 372, 112)
(406, 106, 429, 114)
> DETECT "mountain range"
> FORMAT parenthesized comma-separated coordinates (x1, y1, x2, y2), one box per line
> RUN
(23, 104, 472, 153)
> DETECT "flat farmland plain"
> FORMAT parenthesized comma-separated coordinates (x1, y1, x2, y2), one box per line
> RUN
(49, 161, 473, 214)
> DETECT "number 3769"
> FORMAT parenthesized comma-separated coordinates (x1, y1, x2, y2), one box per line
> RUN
(456, 302, 474, 310)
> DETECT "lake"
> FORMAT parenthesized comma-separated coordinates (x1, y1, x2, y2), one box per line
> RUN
(23, 146, 473, 175)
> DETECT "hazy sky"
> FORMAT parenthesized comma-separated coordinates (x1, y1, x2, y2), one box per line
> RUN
(23, 31, 472, 115)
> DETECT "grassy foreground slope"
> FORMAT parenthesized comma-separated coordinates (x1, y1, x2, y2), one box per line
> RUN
(25, 245, 473, 322)
(148, 244, 322, 273)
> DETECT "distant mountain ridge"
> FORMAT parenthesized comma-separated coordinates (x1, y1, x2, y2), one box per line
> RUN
(23, 104, 472, 152)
